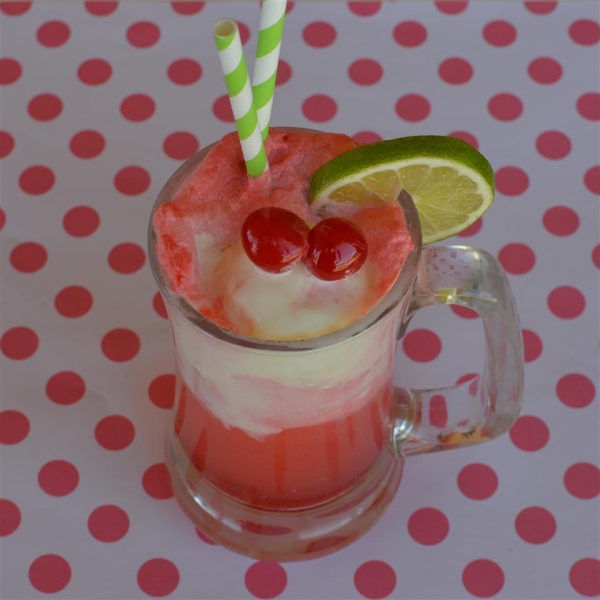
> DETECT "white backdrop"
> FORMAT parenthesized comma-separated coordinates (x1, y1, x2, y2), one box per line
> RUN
(1, 2, 599, 599)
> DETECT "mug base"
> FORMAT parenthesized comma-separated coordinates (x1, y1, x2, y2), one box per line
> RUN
(165, 431, 403, 561)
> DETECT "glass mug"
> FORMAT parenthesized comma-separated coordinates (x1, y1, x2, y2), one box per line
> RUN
(148, 129, 524, 561)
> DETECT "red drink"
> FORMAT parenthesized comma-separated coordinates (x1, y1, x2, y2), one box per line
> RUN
(151, 128, 416, 556)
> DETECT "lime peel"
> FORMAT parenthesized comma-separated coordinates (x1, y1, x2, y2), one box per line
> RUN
(309, 135, 496, 245)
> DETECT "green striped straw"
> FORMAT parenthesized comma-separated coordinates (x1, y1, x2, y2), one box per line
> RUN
(213, 19, 269, 178)
(252, 0, 287, 140)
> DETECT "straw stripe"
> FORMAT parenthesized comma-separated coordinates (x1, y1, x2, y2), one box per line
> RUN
(213, 19, 268, 178)
(258, 0, 286, 29)
(253, 51, 280, 85)
(256, 20, 285, 57)
(252, 0, 287, 139)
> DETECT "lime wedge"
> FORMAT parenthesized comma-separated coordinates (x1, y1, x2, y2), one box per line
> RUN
(309, 136, 495, 244)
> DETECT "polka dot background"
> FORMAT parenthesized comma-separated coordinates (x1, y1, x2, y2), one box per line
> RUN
(1, 1, 598, 599)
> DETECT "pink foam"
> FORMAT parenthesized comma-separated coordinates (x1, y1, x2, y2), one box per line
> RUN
(153, 129, 414, 334)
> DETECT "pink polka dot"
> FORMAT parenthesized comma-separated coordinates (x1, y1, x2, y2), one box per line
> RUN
(69, 130, 105, 159)
(108, 243, 146, 274)
(547, 286, 585, 319)
(55, 286, 93, 318)
(439, 57, 473, 84)
(46, 371, 86, 405)
(19, 165, 55, 195)
(0, 410, 30, 444)
(348, 58, 383, 86)
(0, 130, 14, 157)
(27, 93, 63, 121)
(450, 305, 478, 319)
(557, 373, 596, 409)
(163, 132, 199, 160)
(302, 94, 338, 122)
(167, 58, 202, 85)
(515, 507, 556, 544)
(196, 528, 216, 545)
(402, 328, 442, 362)
(36, 21, 70, 47)
(171, 2, 204, 15)
(395, 94, 431, 122)
(348, 2, 381, 16)
(153, 292, 168, 319)
(275, 59, 291, 86)
(63, 206, 100, 237)
(456, 217, 483, 237)
(101, 328, 140, 362)
(353, 131, 382, 144)
(488, 93, 523, 121)
(393, 21, 427, 47)
(462, 559, 504, 598)
(524, 2, 556, 15)
(435, 2, 468, 15)
(245, 562, 288, 599)
(29, 555, 71, 594)
(10, 242, 47, 273)
(0, 58, 21, 85)
(565, 463, 600, 499)
(302, 22, 337, 48)
(354, 560, 396, 599)
(522, 329, 542, 362)
(457, 463, 498, 500)
(498, 242, 536, 274)
(0, 208, 4, 231)
(570, 558, 600, 597)
(142, 463, 173, 499)
(536, 130, 571, 159)
(509, 415, 549, 451)
(456, 373, 477, 385)
(528, 57, 562, 84)
(1, 327, 38, 360)
(592, 244, 600, 269)
(88, 505, 129, 542)
(577, 93, 600, 121)
(495, 166, 529, 196)
(137, 559, 180, 597)
(148, 374, 176, 409)
(126, 21, 160, 48)
(585, 166, 600, 195)
(120, 94, 155, 122)
(0, 499, 21, 536)
(407, 507, 449, 545)
(237, 21, 251, 46)
(114, 166, 151, 195)
(212, 95, 234, 123)
(483, 20, 517, 47)
(0, 2, 32, 15)
(448, 130, 479, 149)
(78, 58, 112, 85)
(38, 460, 79, 496)
(569, 20, 600, 46)
(85, 1, 118, 16)
(543, 206, 579, 236)
(95, 415, 135, 451)
(429, 394, 448, 427)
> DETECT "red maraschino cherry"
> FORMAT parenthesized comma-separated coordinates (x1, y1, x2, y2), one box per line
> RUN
(241, 207, 310, 273)
(303, 217, 368, 281)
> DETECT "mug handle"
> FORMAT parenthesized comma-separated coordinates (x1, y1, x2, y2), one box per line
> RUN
(392, 245, 524, 457)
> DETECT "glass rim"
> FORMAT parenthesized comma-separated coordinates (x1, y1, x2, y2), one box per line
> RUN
(148, 129, 423, 352)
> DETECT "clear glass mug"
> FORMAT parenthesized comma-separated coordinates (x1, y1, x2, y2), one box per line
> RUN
(148, 130, 524, 561)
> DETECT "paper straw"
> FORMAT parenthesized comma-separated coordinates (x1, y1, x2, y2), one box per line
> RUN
(252, 0, 287, 140)
(213, 19, 269, 178)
